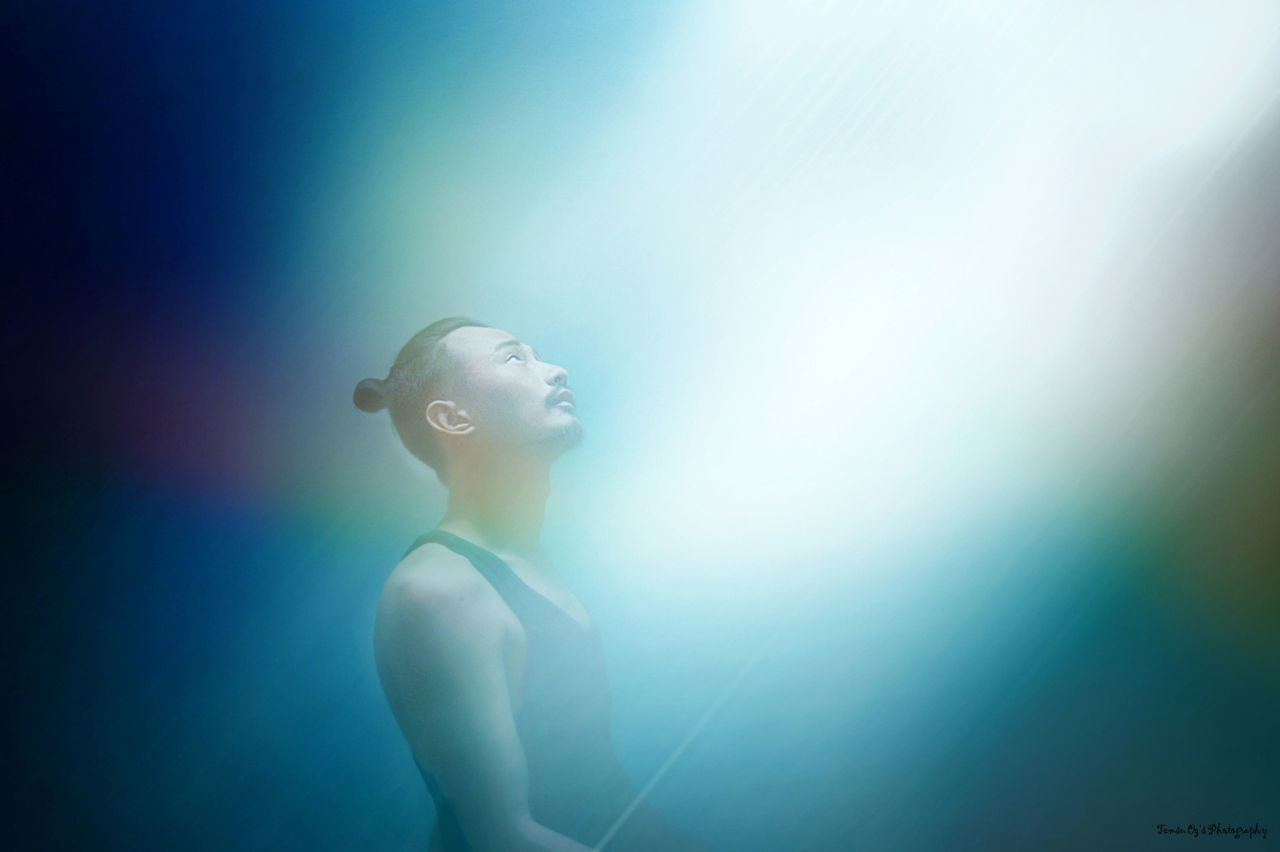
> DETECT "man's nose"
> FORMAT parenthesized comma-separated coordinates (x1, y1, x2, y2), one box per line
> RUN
(545, 363, 568, 386)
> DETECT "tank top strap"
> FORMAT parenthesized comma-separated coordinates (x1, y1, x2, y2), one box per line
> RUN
(403, 528, 537, 619)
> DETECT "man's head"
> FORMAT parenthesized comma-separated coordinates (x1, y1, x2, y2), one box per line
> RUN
(354, 317, 581, 483)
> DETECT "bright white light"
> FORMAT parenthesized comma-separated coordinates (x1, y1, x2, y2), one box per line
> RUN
(559, 0, 1280, 595)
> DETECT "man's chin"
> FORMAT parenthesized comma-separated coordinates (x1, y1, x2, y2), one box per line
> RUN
(518, 421, 583, 462)
(555, 420, 584, 454)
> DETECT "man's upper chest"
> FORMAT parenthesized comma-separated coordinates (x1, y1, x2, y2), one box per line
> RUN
(499, 552, 592, 630)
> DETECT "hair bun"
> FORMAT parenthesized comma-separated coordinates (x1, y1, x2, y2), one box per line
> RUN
(353, 378, 389, 413)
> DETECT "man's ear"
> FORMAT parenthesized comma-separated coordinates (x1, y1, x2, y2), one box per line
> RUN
(425, 399, 475, 436)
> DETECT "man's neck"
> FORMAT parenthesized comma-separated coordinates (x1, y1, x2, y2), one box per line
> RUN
(438, 454, 551, 561)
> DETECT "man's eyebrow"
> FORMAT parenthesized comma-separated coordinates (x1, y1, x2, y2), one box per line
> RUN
(493, 339, 542, 359)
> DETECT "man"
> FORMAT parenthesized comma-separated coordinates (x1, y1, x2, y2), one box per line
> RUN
(354, 317, 702, 851)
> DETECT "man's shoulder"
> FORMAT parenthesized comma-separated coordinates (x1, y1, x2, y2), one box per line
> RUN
(376, 541, 518, 645)
(385, 540, 489, 600)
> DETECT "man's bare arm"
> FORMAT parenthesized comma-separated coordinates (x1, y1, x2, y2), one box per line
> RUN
(374, 555, 593, 852)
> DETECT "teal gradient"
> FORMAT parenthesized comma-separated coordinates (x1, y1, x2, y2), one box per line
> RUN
(10, 1, 1279, 849)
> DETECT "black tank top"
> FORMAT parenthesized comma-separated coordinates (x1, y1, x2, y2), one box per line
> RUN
(402, 529, 637, 850)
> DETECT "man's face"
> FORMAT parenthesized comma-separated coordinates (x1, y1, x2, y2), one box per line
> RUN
(440, 325, 582, 457)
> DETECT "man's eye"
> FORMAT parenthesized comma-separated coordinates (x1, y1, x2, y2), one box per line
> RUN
(506, 353, 522, 362)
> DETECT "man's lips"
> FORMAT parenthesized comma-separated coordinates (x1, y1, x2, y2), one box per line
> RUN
(550, 389, 576, 407)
